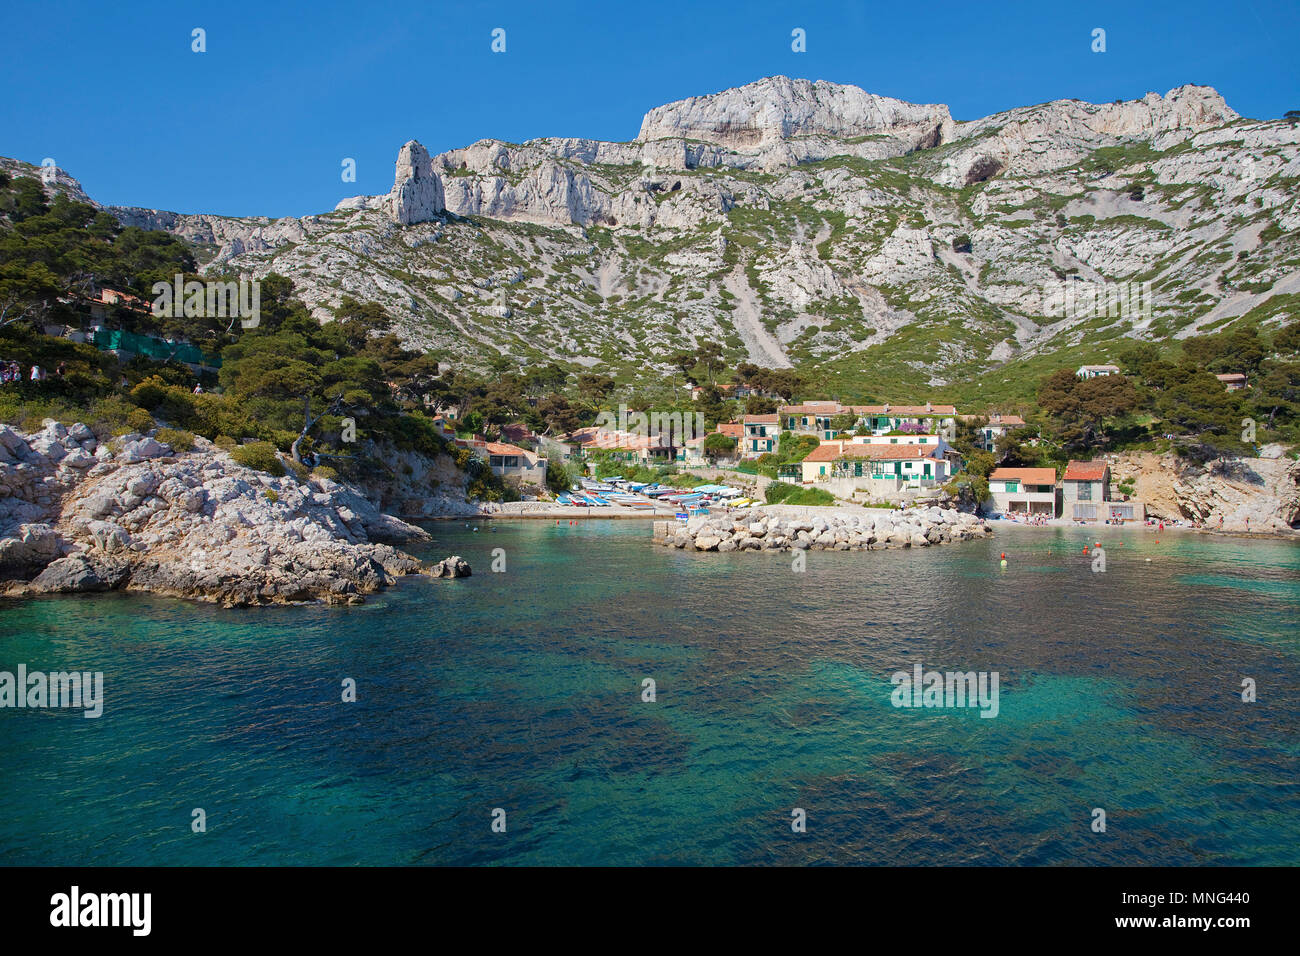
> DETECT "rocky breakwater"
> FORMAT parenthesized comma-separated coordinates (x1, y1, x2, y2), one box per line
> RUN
(0, 421, 433, 606)
(652, 505, 991, 553)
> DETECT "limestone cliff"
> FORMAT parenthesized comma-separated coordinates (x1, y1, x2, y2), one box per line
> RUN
(6, 76, 1295, 388)
(1110, 449, 1300, 533)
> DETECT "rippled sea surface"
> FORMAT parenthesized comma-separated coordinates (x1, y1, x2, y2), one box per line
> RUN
(1, 520, 1297, 865)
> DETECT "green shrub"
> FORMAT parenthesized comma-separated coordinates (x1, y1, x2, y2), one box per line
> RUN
(127, 408, 154, 433)
(787, 487, 836, 505)
(86, 395, 148, 438)
(231, 441, 285, 476)
(214, 434, 237, 451)
(155, 427, 195, 452)
(263, 489, 279, 503)
(129, 376, 168, 410)
(312, 465, 338, 481)
(764, 481, 835, 506)
(765, 481, 798, 504)
(545, 456, 574, 494)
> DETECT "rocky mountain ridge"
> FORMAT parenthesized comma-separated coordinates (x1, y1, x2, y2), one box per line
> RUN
(6, 76, 1297, 395)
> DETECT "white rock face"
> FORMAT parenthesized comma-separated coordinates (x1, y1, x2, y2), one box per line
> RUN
(443, 163, 610, 226)
(639, 76, 953, 152)
(19, 74, 1283, 379)
(1112, 451, 1300, 533)
(111, 206, 310, 266)
(935, 85, 1237, 187)
(386, 140, 445, 225)
(0, 424, 452, 605)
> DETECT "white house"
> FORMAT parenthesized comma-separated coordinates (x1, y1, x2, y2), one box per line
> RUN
(742, 414, 779, 458)
(988, 467, 1057, 516)
(800, 441, 952, 487)
(483, 441, 548, 485)
(1076, 364, 1121, 380)
(779, 401, 959, 440)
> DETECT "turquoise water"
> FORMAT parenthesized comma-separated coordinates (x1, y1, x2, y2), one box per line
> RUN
(1, 521, 1297, 865)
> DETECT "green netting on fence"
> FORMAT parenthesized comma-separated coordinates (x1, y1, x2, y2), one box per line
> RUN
(92, 329, 220, 367)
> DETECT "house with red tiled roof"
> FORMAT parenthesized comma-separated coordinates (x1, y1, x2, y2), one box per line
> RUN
(568, 427, 676, 465)
(1060, 460, 1144, 522)
(742, 414, 779, 458)
(716, 421, 743, 442)
(457, 436, 547, 485)
(780, 401, 845, 438)
(683, 421, 743, 465)
(1061, 460, 1109, 519)
(780, 401, 959, 439)
(482, 441, 547, 485)
(850, 403, 958, 436)
(988, 467, 1058, 516)
(689, 382, 737, 401)
(799, 441, 952, 487)
(499, 422, 538, 446)
(846, 432, 962, 470)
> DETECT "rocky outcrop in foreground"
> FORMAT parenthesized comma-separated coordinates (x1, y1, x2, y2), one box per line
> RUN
(654, 505, 990, 552)
(0, 421, 434, 606)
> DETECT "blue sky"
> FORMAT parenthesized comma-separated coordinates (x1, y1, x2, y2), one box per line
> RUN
(2, 0, 1295, 218)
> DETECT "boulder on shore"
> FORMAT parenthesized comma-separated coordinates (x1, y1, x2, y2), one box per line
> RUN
(427, 555, 472, 578)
